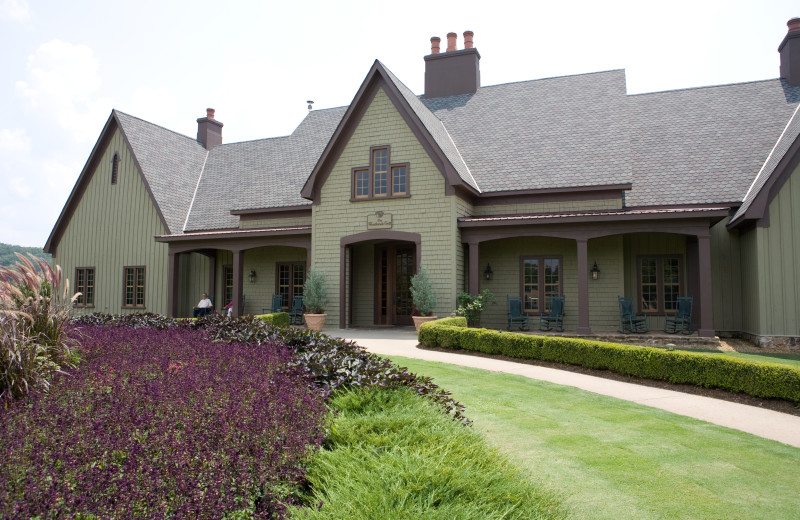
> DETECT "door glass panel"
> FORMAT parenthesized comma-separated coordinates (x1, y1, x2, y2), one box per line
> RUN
(543, 258, 560, 311)
(395, 248, 414, 318)
(640, 259, 658, 312)
(523, 259, 539, 312)
(663, 258, 680, 311)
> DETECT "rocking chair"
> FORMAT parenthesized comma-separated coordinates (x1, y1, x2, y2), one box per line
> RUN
(507, 295, 530, 331)
(664, 296, 693, 334)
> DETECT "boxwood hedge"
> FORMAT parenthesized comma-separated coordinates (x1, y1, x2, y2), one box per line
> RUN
(418, 318, 800, 404)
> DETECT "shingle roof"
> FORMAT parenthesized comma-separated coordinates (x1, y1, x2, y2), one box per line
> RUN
(116, 65, 800, 236)
(730, 102, 800, 224)
(381, 63, 479, 191)
(183, 107, 345, 231)
(423, 70, 632, 192)
(115, 111, 208, 234)
(627, 79, 800, 207)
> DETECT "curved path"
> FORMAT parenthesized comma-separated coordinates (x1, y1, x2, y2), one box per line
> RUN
(327, 328, 800, 448)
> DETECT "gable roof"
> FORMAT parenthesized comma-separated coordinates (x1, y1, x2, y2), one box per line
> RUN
(44, 110, 207, 253)
(183, 107, 346, 232)
(729, 101, 800, 226)
(627, 79, 800, 208)
(423, 69, 632, 193)
(114, 111, 209, 233)
(301, 60, 481, 203)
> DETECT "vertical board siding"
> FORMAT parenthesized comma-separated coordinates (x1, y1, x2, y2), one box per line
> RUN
(587, 236, 625, 331)
(312, 87, 459, 325)
(54, 128, 168, 315)
(738, 229, 762, 334)
(710, 219, 742, 332)
(178, 253, 211, 317)
(753, 162, 800, 336)
(244, 246, 307, 315)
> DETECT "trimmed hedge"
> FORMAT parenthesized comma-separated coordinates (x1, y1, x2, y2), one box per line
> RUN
(418, 319, 800, 404)
(256, 312, 290, 327)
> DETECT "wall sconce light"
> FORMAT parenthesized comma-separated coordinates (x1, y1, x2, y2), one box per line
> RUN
(248, 270, 257, 283)
(484, 263, 493, 281)
(590, 261, 600, 280)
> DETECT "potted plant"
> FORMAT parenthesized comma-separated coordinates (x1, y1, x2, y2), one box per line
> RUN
(410, 267, 437, 331)
(455, 289, 496, 327)
(302, 268, 328, 332)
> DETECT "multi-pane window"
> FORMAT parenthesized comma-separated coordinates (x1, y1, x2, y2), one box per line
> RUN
(392, 166, 407, 196)
(521, 256, 561, 314)
(277, 262, 305, 311)
(351, 147, 409, 199)
(75, 267, 95, 307)
(223, 265, 233, 307)
(638, 256, 682, 313)
(373, 149, 388, 196)
(354, 169, 369, 198)
(111, 153, 119, 185)
(123, 266, 145, 307)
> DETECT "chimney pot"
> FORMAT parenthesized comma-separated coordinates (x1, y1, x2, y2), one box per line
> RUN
(463, 31, 474, 49)
(780, 17, 800, 86)
(430, 36, 441, 54)
(446, 32, 457, 52)
(206, 108, 215, 119)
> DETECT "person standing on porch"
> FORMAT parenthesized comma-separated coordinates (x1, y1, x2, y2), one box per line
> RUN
(193, 293, 213, 317)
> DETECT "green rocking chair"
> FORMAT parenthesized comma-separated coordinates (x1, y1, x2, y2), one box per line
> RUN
(507, 295, 530, 331)
(664, 296, 693, 334)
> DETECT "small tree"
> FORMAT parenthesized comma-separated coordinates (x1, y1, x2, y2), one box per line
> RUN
(302, 269, 328, 314)
(455, 289, 496, 326)
(409, 268, 437, 316)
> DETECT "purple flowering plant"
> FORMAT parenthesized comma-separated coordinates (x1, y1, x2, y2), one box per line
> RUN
(0, 325, 327, 518)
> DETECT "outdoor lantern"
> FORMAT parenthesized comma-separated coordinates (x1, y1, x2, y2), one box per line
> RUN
(484, 263, 493, 280)
(248, 270, 257, 283)
(590, 261, 600, 280)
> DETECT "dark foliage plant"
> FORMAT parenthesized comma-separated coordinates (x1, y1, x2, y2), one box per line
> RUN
(0, 326, 328, 518)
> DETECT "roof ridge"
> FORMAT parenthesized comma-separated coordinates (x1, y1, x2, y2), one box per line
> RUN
(113, 109, 204, 146)
(474, 68, 626, 92)
(628, 77, 786, 97)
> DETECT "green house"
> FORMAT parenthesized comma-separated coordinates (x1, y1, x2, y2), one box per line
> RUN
(46, 23, 800, 347)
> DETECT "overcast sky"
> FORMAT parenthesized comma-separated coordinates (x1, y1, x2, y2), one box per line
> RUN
(0, 0, 797, 248)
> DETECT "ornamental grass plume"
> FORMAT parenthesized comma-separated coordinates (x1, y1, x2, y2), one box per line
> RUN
(0, 253, 79, 401)
(0, 326, 328, 518)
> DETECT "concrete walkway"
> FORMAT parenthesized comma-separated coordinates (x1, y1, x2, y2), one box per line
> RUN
(325, 327, 800, 448)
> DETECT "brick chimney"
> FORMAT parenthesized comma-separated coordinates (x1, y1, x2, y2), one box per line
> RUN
(779, 17, 800, 86)
(424, 30, 480, 98)
(197, 108, 223, 150)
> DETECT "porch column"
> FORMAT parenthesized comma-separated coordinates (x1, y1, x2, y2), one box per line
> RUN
(232, 250, 244, 317)
(697, 235, 715, 337)
(207, 255, 216, 302)
(167, 250, 180, 318)
(339, 244, 347, 328)
(576, 238, 591, 334)
(468, 242, 480, 295)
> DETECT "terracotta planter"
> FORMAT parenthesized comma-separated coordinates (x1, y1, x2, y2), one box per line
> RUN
(304, 313, 327, 332)
(412, 315, 438, 332)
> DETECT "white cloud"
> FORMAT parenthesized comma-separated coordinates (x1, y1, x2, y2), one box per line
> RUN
(0, 0, 30, 21)
(15, 39, 112, 143)
(0, 128, 31, 154)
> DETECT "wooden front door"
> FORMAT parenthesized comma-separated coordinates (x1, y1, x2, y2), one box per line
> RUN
(376, 245, 415, 325)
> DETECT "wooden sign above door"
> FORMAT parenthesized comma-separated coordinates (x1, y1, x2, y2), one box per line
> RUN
(367, 211, 393, 229)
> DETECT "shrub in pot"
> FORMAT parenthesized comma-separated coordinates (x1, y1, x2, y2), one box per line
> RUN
(303, 268, 328, 331)
(410, 267, 438, 331)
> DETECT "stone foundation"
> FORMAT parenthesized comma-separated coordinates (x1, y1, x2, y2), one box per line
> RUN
(740, 332, 800, 352)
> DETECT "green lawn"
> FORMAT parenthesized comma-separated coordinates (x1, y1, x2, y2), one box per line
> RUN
(385, 355, 800, 520)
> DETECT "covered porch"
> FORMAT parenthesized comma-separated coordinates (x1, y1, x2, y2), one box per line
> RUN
(461, 208, 730, 338)
(156, 227, 311, 318)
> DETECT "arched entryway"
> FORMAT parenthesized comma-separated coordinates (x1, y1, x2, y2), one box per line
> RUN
(339, 231, 421, 328)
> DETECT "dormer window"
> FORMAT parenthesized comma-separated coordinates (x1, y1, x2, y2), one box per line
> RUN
(351, 146, 410, 201)
(111, 153, 119, 185)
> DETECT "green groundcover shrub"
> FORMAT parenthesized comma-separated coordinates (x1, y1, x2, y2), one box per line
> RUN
(256, 312, 290, 327)
(418, 319, 800, 404)
(290, 387, 566, 520)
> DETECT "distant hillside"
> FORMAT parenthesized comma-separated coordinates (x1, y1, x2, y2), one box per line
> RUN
(0, 243, 51, 267)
